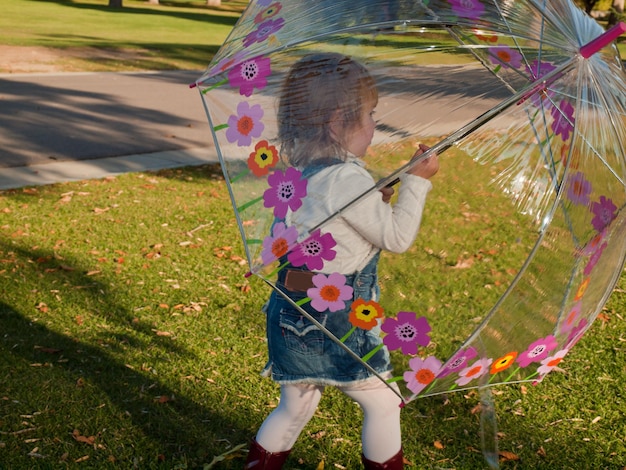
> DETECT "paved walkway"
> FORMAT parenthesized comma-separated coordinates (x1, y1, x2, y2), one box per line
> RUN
(0, 70, 217, 190)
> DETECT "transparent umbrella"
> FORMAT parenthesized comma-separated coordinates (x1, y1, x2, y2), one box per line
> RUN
(193, 0, 626, 465)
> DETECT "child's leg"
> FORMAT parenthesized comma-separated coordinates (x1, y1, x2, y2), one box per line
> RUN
(255, 383, 324, 453)
(341, 379, 402, 463)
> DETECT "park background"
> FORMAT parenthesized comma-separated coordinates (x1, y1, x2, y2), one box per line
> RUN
(0, 0, 625, 468)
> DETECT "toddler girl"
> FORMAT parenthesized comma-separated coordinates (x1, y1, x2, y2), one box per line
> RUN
(245, 52, 439, 469)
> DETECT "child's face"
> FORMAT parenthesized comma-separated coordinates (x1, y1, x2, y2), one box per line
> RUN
(342, 99, 377, 158)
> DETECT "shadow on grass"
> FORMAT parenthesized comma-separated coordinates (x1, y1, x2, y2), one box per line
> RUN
(0, 241, 253, 467)
(27, 0, 243, 28)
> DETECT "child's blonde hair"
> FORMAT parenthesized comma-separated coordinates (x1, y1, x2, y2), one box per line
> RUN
(278, 53, 378, 167)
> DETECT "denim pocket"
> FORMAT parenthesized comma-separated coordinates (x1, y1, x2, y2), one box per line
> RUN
(279, 308, 327, 357)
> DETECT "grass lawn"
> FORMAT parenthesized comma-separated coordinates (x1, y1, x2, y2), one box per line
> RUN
(1, 1, 625, 469)
(0, 158, 624, 469)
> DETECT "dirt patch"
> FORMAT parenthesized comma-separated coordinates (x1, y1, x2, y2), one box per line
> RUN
(0, 45, 153, 74)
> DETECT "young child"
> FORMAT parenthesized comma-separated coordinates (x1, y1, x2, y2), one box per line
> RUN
(245, 53, 439, 469)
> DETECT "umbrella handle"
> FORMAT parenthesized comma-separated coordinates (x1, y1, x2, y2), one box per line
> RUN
(580, 22, 626, 58)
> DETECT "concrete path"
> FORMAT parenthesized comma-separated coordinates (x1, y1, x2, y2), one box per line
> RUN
(0, 70, 217, 190)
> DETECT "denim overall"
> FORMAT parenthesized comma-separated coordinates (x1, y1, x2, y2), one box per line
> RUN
(263, 160, 391, 386)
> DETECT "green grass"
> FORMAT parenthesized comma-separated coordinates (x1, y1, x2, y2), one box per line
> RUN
(1, 0, 624, 73)
(0, 0, 249, 71)
(0, 158, 624, 469)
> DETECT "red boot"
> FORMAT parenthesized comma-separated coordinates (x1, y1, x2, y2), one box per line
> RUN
(361, 448, 404, 469)
(244, 438, 291, 469)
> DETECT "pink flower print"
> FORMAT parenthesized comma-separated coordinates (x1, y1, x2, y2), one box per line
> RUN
(228, 56, 271, 97)
(536, 348, 569, 377)
(517, 335, 558, 368)
(566, 318, 588, 349)
(449, 0, 485, 19)
(243, 17, 285, 47)
(436, 346, 478, 378)
(263, 167, 307, 219)
(404, 356, 443, 394)
(590, 196, 617, 232)
(307, 272, 354, 313)
(559, 301, 582, 336)
(584, 240, 607, 275)
(455, 357, 493, 386)
(551, 99, 575, 141)
(254, 2, 282, 24)
(287, 229, 337, 271)
(261, 222, 298, 265)
(381, 311, 431, 356)
(226, 101, 265, 147)
(488, 45, 523, 69)
(566, 171, 592, 206)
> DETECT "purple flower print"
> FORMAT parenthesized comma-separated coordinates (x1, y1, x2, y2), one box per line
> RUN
(256, 0, 273, 6)
(226, 101, 265, 147)
(517, 335, 558, 368)
(527, 59, 557, 81)
(381, 311, 431, 356)
(566, 318, 588, 349)
(455, 357, 493, 386)
(526, 60, 557, 109)
(566, 171, 592, 206)
(590, 196, 617, 232)
(228, 56, 271, 97)
(436, 346, 478, 378)
(551, 99, 575, 141)
(261, 222, 298, 265)
(287, 230, 337, 271)
(307, 272, 354, 313)
(449, 0, 485, 20)
(243, 18, 285, 47)
(488, 45, 523, 69)
(263, 167, 307, 218)
(403, 356, 443, 394)
(584, 240, 607, 276)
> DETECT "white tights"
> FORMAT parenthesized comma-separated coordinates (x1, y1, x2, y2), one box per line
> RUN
(255, 379, 402, 463)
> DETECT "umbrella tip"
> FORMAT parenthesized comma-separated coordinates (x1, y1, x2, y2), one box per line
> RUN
(580, 22, 626, 58)
(244, 271, 253, 278)
(189, 82, 198, 89)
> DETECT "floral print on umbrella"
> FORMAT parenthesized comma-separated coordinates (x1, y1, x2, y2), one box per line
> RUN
(516, 335, 558, 368)
(228, 56, 271, 97)
(381, 311, 431, 356)
(307, 272, 354, 313)
(287, 229, 337, 271)
(243, 17, 285, 47)
(455, 357, 493, 386)
(403, 356, 443, 394)
(226, 101, 265, 147)
(261, 221, 298, 265)
(263, 167, 307, 218)
(248, 140, 279, 177)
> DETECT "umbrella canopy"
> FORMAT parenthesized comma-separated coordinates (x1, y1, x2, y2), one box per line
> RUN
(194, 0, 626, 404)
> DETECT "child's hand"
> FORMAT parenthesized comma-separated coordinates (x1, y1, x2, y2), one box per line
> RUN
(379, 186, 394, 204)
(407, 144, 439, 179)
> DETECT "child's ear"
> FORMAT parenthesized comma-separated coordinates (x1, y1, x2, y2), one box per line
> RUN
(328, 109, 343, 142)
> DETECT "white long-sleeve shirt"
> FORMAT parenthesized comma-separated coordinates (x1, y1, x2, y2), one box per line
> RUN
(288, 157, 432, 274)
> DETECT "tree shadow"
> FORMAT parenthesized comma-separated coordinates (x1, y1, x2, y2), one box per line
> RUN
(0, 240, 254, 467)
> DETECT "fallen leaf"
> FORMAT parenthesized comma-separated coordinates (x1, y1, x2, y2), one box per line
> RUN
(34, 346, 62, 354)
(433, 440, 445, 449)
(499, 450, 520, 462)
(72, 429, 95, 445)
